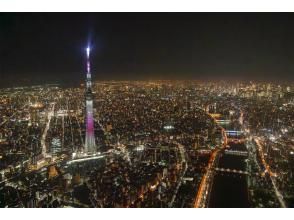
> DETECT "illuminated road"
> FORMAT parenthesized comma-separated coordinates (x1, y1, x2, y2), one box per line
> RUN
(62, 114, 65, 149)
(239, 110, 244, 126)
(169, 141, 187, 207)
(270, 175, 286, 208)
(254, 137, 286, 208)
(194, 149, 219, 208)
(66, 99, 75, 145)
(254, 138, 276, 177)
(67, 154, 105, 165)
(41, 102, 55, 157)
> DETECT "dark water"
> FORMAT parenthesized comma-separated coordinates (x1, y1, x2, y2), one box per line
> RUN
(208, 143, 250, 208)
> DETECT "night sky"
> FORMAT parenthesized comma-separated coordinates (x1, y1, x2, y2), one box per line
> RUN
(1, 13, 294, 87)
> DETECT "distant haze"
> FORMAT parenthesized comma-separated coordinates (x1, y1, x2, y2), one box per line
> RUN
(1, 13, 294, 88)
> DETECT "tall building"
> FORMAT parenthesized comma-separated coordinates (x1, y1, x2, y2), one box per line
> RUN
(84, 47, 96, 153)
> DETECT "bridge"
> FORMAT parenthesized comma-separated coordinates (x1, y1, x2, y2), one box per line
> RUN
(214, 167, 249, 175)
(215, 119, 230, 125)
(224, 150, 248, 157)
(225, 130, 243, 136)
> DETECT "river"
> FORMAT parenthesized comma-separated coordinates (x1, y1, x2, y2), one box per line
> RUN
(208, 142, 250, 208)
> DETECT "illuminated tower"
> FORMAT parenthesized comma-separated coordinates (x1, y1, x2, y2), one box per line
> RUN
(84, 46, 96, 153)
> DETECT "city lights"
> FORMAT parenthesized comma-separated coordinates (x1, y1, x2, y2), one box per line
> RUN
(0, 13, 294, 209)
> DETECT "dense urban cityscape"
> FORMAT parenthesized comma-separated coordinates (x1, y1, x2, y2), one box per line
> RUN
(1, 77, 293, 207)
(1, 12, 294, 209)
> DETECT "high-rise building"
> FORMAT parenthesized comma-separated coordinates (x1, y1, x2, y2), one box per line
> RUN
(84, 47, 96, 153)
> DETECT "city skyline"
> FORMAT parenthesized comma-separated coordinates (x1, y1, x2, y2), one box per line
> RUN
(1, 13, 294, 88)
(1, 12, 294, 209)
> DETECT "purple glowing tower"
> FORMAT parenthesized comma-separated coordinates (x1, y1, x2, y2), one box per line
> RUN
(84, 46, 96, 153)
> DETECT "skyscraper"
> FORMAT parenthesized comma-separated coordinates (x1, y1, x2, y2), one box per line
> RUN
(84, 47, 96, 153)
